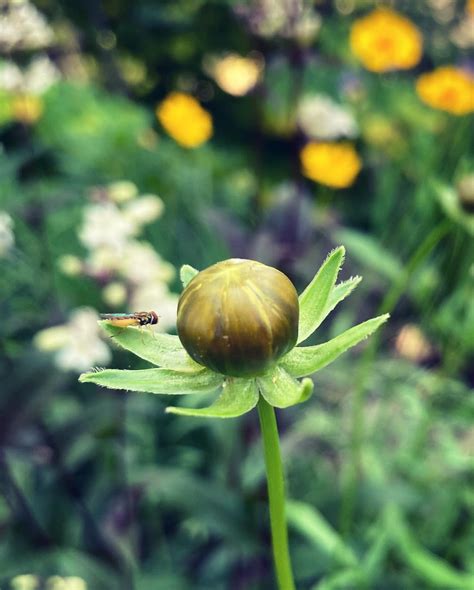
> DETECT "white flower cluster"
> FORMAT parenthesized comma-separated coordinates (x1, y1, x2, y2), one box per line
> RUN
(34, 307, 111, 373)
(297, 94, 358, 140)
(235, 0, 321, 45)
(0, 55, 60, 94)
(0, 0, 54, 52)
(36, 181, 179, 372)
(0, 210, 14, 256)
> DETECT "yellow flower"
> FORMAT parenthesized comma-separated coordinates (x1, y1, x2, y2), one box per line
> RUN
(350, 8, 422, 72)
(468, 0, 474, 16)
(156, 92, 213, 148)
(416, 66, 474, 115)
(210, 53, 262, 96)
(11, 94, 43, 124)
(300, 142, 362, 189)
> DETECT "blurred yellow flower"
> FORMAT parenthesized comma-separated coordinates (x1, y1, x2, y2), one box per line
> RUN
(300, 142, 362, 189)
(156, 92, 213, 148)
(416, 66, 474, 115)
(350, 8, 422, 72)
(468, 0, 474, 15)
(209, 53, 262, 96)
(11, 94, 43, 123)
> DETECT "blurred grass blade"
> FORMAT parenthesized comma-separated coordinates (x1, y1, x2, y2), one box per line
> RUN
(281, 315, 389, 378)
(385, 503, 474, 589)
(100, 322, 201, 371)
(334, 229, 404, 282)
(166, 378, 258, 418)
(79, 367, 223, 395)
(180, 264, 199, 288)
(313, 569, 364, 590)
(324, 276, 362, 320)
(257, 367, 314, 408)
(287, 500, 358, 568)
(298, 247, 345, 344)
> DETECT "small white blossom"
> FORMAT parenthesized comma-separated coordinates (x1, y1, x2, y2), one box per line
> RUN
(57, 254, 83, 276)
(79, 202, 137, 251)
(297, 94, 358, 140)
(450, 15, 474, 48)
(86, 246, 123, 276)
(0, 60, 23, 91)
(34, 308, 111, 372)
(122, 195, 164, 226)
(107, 180, 138, 203)
(119, 241, 175, 285)
(0, 211, 14, 256)
(23, 55, 60, 94)
(0, 0, 54, 51)
(10, 574, 40, 590)
(102, 281, 127, 306)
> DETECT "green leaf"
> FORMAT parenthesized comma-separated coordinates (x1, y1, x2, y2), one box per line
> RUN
(79, 367, 223, 395)
(180, 264, 199, 288)
(100, 322, 201, 371)
(257, 366, 314, 408)
(324, 276, 362, 320)
(287, 500, 358, 568)
(385, 503, 474, 589)
(166, 377, 259, 418)
(298, 247, 345, 344)
(281, 314, 389, 378)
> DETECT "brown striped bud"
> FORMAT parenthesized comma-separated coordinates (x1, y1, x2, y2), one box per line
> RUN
(177, 259, 299, 377)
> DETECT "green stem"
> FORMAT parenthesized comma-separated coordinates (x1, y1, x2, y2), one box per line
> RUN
(257, 396, 296, 590)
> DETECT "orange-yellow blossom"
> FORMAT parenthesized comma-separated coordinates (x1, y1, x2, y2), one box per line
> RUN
(350, 8, 422, 72)
(300, 142, 362, 189)
(416, 66, 474, 115)
(156, 92, 213, 148)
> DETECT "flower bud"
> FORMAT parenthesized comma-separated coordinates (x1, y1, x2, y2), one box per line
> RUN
(177, 259, 299, 377)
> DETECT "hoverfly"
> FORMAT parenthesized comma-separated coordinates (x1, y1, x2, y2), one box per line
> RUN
(100, 311, 159, 328)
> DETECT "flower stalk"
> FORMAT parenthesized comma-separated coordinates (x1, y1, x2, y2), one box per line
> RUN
(257, 396, 295, 590)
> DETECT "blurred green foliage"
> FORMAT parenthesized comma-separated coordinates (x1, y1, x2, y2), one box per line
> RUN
(1, 0, 473, 588)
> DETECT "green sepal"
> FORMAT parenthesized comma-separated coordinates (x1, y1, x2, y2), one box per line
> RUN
(281, 314, 389, 378)
(79, 367, 223, 395)
(324, 276, 362, 320)
(100, 322, 201, 371)
(257, 366, 314, 409)
(180, 264, 199, 288)
(166, 377, 259, 419)
(298, 246, 345, 344)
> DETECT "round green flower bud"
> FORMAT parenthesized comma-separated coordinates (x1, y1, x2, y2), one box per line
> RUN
(177, 259, 299, 377)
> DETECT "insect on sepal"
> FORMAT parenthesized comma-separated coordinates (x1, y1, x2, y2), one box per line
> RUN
(100, 311, 159, 328)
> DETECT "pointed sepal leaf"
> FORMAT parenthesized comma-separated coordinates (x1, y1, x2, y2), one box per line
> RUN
(100, 322, 201, 371)
(298, 246, 345, 344)
(257, 366, 314, 408)
(79, 367, 223, 395)
(166, 378, 259, 419)
(281, 314, 389, 378)
(323, 276, 362, 321)
(180, 264, 199, 288)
